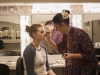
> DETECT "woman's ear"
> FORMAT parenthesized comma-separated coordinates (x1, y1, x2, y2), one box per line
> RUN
(61, 23, 65, 26)
(32, 32, 35, 37)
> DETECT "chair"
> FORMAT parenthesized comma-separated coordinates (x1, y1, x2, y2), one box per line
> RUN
(0, 64, 10, 75)
(16, 56, 24, 75)
(0, 51, 18, 56)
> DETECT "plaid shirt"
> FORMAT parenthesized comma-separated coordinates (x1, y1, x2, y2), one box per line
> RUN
(57, 27, 98, 75)
(51, 29, 63, 54)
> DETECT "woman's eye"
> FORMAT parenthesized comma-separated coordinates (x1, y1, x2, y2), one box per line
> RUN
(41, 31, 44, 33)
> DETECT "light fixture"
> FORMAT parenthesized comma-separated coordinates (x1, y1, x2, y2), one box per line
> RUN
(10, 8, 14, 13)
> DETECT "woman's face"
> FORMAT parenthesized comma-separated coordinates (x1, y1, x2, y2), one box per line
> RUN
(53, 22, 65, 33)
(33, 27, 45, 41)
(45, 25, 54, 32)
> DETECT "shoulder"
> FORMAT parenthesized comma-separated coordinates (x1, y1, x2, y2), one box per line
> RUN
(23, 43, 36, 54)
(74, 28, 90, 40)
(73, 27, 88, 36)
(40, 44, 47, 51)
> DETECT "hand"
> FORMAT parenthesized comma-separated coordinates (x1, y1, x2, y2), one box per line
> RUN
(45, 32, 51, 41)
(62, 53, 74, 60)
(49, 73, 56, 75)
(37, 73, 41, 75)
(48, 70, 56, 75)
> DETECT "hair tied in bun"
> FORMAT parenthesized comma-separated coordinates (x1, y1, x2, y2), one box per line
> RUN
(62, 10, 70, 19)
(26, 26, 30, 32)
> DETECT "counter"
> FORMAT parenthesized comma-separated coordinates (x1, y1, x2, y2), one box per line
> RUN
(0, 55, 65, 75)
(0, 55, 65, 70)
(0, 50, 20, 54)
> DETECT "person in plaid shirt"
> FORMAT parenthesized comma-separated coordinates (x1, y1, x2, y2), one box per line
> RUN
(45, 20, 63, 54)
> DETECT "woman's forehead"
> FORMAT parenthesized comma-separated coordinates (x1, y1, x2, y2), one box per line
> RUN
(37, 27, 44, 31)
(53, 23, 59, 26)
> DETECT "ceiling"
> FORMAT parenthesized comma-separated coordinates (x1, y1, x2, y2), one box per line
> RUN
(0, 0, 100, 3)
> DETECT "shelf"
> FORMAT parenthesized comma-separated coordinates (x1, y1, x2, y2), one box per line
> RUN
(94, 46, 100, 49)
(3, 40, 20, 43)
(0, 50, 21, 53)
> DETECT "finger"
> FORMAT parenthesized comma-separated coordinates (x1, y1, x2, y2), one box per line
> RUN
(62, 56, 68, 60)
(45, 32, 50, 36)
(62, 55, 67, 58)
(63, 53, 68, 56)
(46, 27, 49, 30)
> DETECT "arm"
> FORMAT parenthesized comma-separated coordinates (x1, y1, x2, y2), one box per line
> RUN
(46, 51, 51, 71)
(46, 39, 58, 52)
(45, 47, 56, 75)
(48, 70, 56, 75)
(78, 31, 97, 61)
(46, 32, 66, 53)
(62, 53, 83, 60)
(72, 54, 83, 58)
(23, 45, 37, 75)
(46, 32, 58, 52)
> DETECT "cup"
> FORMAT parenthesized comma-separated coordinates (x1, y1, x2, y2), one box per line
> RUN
(95, 42, 99, 47)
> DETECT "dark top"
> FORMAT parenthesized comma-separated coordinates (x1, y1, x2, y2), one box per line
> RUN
(57, 27, 98, 75)
(23, 43, 51, 75)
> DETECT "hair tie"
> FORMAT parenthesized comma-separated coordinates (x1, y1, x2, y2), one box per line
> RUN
(62, 10, 69, 19)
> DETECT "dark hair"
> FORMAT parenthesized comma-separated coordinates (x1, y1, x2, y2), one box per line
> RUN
(53, 13, 70, 25)
(62, 10, 70, 14)
(26, 24, 42, 38)
(53, 10, 70, 26)
(45, 20, 52, 26)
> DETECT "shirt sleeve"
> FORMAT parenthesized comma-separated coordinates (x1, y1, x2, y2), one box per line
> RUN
(23, 45, 37, 75)
(78, 31, 97, 61)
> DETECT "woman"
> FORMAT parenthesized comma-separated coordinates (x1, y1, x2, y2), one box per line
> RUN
(45, 10, 98, 75)
(23, 24, 56, 75)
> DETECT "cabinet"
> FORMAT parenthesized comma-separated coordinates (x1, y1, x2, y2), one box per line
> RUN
(0, 15, 20, 43)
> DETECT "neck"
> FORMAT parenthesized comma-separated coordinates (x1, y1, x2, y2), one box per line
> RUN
(65, 26, 71, 35)
(32, 39, 40, 48)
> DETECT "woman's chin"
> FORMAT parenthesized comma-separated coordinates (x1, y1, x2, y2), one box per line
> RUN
(41, 37, 45, 40)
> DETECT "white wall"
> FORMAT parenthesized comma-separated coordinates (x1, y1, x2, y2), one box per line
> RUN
(83, 14, 100, 22)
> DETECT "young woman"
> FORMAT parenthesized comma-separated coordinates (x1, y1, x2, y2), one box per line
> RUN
(45, 10, 98, 75)
(23, 24, 56, 75)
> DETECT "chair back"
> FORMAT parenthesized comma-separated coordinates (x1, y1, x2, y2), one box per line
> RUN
(0, 40, 5, 49)
(16, 56, 24, 75)
(0, 64, 10, 75)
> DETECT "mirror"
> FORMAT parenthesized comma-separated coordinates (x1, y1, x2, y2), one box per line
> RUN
(0, 16, 20, 56)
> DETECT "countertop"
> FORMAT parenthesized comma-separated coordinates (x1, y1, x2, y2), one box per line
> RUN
(0, 55, 65, 70)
